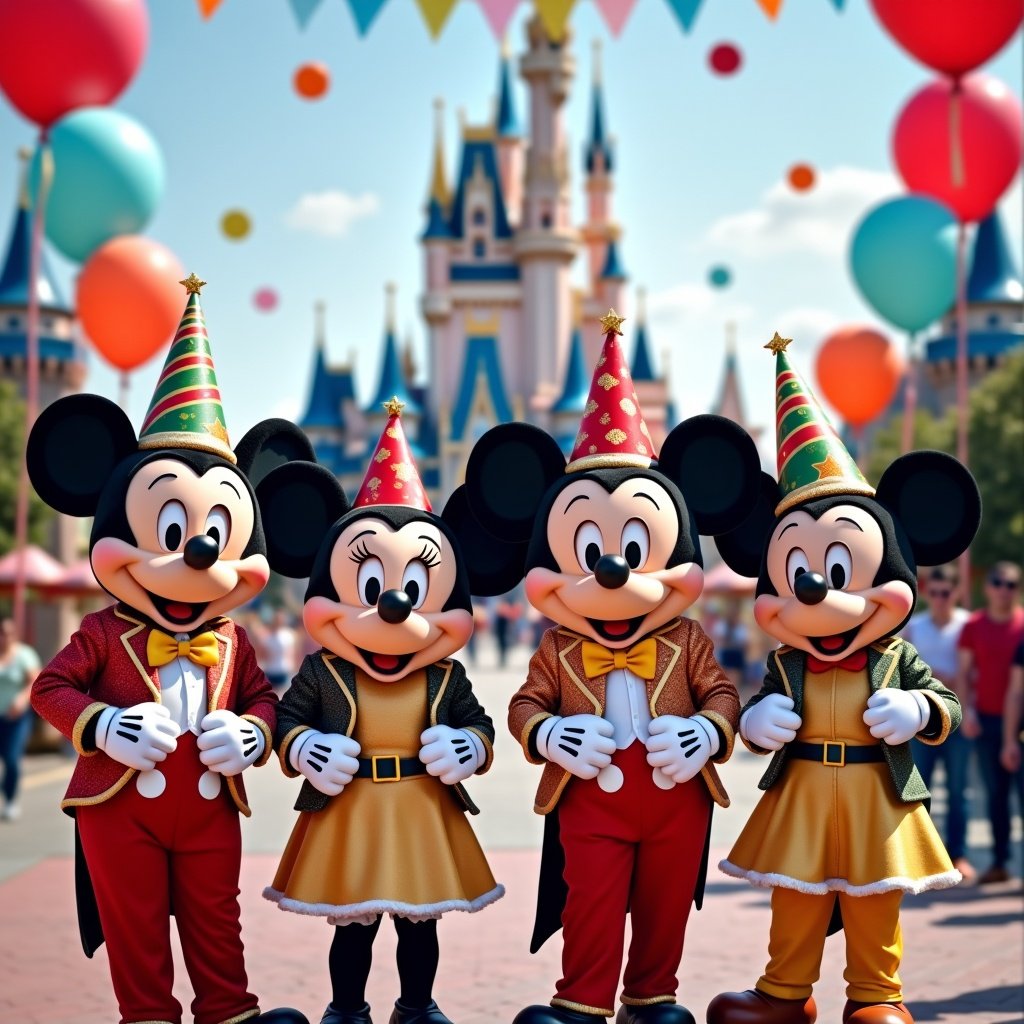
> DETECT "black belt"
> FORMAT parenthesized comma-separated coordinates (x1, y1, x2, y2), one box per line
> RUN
(789, 741, 884, 767)
(354, 755, 427, 782)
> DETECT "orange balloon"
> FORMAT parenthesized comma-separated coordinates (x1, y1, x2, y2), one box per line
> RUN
(76, 236, 184, 372)
(293, 62, 329, 99)
(815, 326, 904, 428)
(788, 163, 816, 191)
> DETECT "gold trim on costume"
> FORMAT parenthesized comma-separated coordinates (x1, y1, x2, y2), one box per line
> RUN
(138, 431, 236, 463)
(916, 689, 952, 746)
(876, 637, 903, 690)
(279, 724, 312, 777)
(464, 726, 494, 773)
(519, 711, 553, 765)
(621, 995, 675, 1006)
(699, 709, 736, 763)
(213, 1009, 260, 1024)
(565, 451, 654, 473)
(61, 767, 136, 811)
(551, 998, 614, 1017)
(699, 764, 730, 808)
(226, 776, 251, 818)
(114, 608, 161, 702)
(775, 477, 875, 516)
(536, 770, 573, 816)
(72, 701, 108, 756)
(322, 653, 357, 736)
(558, 636, 602, 714)
(241, 714, 273, 766)
(430, 659, 454, 726)
(209, 631, 234, 713)
(649, 633, 681, 713)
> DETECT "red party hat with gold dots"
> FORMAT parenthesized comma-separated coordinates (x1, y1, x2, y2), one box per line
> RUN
(353, 397, 432, 511)
(566, 310, 657, 473)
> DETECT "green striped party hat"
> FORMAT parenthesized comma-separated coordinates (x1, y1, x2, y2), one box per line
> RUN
(138, 274, 235, 464)
(767, 332, 873, 516)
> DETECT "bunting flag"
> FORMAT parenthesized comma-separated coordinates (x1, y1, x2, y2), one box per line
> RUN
(288, 0, 324, 29)
(345, 0, 388, 35)
(416, 0, 459, 38)
(477, 0, 520, 39)
(535, 0, 576, 42)
(594, 0, 637, 36)
(828, 0, 845, 7)
(754, 0, 784, 20)
(196, 0, 224, 19)
(664, 0, 704, 33)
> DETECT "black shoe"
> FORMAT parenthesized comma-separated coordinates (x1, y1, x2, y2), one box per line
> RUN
(513, 1006, 606, 1024)
(388, 1000, 453, 1024)
(258, 1010, 312, 1024)
(321, 1002, 373, 1024)
(616, 1004, 695, 1024)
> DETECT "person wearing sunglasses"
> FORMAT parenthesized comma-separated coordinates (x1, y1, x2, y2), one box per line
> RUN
(904, 566, 973, 882)
(956, 561, 1024, 884)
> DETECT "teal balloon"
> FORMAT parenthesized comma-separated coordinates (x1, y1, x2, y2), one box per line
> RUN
(849, 196, 957, 333)
(31, 107, 164, 263)
(708, 264, 732, 288)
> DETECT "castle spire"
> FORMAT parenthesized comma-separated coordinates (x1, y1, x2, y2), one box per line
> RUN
(584, 39, 613, 175)
(423, 99, 451, 239)
(967, 209, 1023, 304)
(713, 322, 760, 442)
(552, 294, 592, 414)
(367, 283, 418, 415)
(630, 289, 656, 381)
(496, 39, 519, 137)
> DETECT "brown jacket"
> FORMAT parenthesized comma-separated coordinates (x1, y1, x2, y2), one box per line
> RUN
(508, 617, 739, 814)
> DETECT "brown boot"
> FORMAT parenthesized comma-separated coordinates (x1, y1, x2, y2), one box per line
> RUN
(706, 989, 816, 1024)
(842, 1000, 914, 1023)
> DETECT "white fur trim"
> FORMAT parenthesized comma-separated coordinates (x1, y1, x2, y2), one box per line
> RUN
(262, 883, 505, 923)
(717, 860, 962, 896)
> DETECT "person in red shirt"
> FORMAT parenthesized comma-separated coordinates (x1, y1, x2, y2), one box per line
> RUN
(956, 561, 1024, 884)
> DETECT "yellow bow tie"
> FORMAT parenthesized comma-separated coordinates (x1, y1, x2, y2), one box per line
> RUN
(147, 629, 220, 669)
(581, 637, 657, 680)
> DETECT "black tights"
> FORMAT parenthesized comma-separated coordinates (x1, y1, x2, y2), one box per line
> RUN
(329, 915, 440, 1010)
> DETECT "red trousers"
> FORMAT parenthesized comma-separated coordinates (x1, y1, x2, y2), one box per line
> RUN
(77, 732, 259, 1024)
(553, 739, 711, 1016)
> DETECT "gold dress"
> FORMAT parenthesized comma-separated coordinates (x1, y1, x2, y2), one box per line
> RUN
(721, 665, 958, 896)
(269, 668, 503, 923)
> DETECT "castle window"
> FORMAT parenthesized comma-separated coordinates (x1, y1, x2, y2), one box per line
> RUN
(7, 316, 18, 329)
(472, 208, 486, 226)
(987, 313, 1000, 328)
(473, 239, 486, 259)
(540, 212, 553, 228)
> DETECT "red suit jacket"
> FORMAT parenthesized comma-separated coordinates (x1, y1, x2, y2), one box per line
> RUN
(32, 603, 277, 817)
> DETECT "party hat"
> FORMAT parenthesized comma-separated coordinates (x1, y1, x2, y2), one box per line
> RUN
(137, 274, 235, 463)
(768, 332, 874, 515)
(565, 310, 656, 473)
(353, 397, 432, 511)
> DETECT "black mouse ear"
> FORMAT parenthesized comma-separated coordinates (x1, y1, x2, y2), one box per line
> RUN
(442, 485, 528, 597)
(234, 419, 316, 488)
(714, 472, 781, 579)
(27, 394, 137, 517)
(875, 451, 981, 566)
(256, 463, 350, 578)
(658, 414, 763, 536)
(464, 423, 565, 544)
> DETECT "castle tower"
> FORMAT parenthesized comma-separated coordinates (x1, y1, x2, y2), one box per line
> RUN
(629, 289, 671, 448)
(366, 283, 420, 422)
(495, 39, 524, 225)
(711, 322, 762, 443)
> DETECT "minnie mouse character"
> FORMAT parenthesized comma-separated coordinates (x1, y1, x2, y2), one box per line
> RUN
(27, 277, 310, 1024)
(261, 399, 503, 1024)
(449, 312, 759, 1024)
(706, 335, 982, 1024)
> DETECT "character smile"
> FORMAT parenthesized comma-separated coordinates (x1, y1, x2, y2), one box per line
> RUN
(808, 625, 863, 658)
(587, 615, 647, 643)
(357, 648, 415, 676)
(145, 591, 210, 627)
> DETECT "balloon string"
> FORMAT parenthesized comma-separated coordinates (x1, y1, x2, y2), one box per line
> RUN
(119, 371, 131, 410)
(949, 78, 964, 190)
(954, 220, 971, 593)
(901, 331, 917, 455)
(13, 130, 53, 639)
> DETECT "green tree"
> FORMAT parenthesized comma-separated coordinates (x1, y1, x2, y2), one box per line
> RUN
(0, 380, 52, 553)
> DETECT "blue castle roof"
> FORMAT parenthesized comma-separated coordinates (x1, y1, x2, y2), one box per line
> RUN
(584, 65, 613, 174)
(0, 192, 68, 312)
(600, 236, 626, 281)
(423, 197, 452, 240)
(300, 343, 357, 431)
(552, 325, 590, 413)
(496, 53, 519, 137)
(366, 323, 419, 415)
(448, 134, 513, 240)
(449, 335, 513, 440)
(631, 318, 656, 381)
(968, 210, 1023, 305)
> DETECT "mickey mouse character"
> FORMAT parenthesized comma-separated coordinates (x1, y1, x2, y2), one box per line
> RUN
(261, 399, 503, 1024)
(706, 335, 982, 1024)
(449, 312, 757, 1024)
(27, 277, 309, 1024)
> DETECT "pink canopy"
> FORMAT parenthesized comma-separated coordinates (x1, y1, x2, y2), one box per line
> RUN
(52, 557, 105, 596)
(0, 545, 67, 590)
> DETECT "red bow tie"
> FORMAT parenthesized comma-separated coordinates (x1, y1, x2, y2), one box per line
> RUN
(806, 649, 868, 674)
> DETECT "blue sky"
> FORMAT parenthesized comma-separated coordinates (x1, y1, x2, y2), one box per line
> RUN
(0, 0, 1020, 448)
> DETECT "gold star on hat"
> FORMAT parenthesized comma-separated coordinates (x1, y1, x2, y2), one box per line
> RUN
(383, 396, 406, 417)
(764, 331, 792, 355)
(179, 273, 207, 295)
(599, 309, 626, 336)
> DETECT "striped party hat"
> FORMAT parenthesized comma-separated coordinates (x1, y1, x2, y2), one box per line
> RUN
(768, 332, 873, 515)
(137, 274, 235, 464)
(353, 397, 432, 511)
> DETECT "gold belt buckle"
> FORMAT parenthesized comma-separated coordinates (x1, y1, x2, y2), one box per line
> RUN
(823, 741, 846, 767)
(371, 754, 402, 782)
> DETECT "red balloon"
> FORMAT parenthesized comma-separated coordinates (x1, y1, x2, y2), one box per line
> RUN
(709, 44, 742, 76)
(815, 327, 904, 429)
(893, 74, 1022, 223)
(76, 236, 184, 372)
(0, 0, 148, 128)
(870, 0, 1022, 78)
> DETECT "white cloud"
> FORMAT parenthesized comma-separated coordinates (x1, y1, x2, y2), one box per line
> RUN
(284, 190, 379, 237)
(270, 396, 301, 422)
(704, 166, 900, 259)
(770, 306, 845, 347)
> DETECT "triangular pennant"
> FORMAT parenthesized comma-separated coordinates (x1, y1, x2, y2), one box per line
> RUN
(594, 0, 637, 36)
(827, 0, 845, 8)
(416, 0, 459, 38)
(196, 0, 224, 19)
(345, 0, 388, 35)
(477, 0, 520, 39)
(755, 0, 784, 20)
(288, 0, 324, 29)
(663, 0, 704, 33)
(535, 0, 576, 42)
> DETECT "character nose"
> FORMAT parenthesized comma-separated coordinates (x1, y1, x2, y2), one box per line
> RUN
(378, 588, 413, 624)
(794, 571, 829, 605)
(594, 554, 630, 590)
(183, 534, 220, 570)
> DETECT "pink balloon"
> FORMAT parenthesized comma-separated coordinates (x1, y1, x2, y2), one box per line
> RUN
(0, 0, 148, 128)
(253, 287, 279, 312)
(893, 74, 1023, 223)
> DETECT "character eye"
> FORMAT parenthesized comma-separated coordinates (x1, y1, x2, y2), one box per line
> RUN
(785, 548, 810, 592)
(157, 501, 187, 553)
(204, 506, 231, 553)
(621, 518, 650, 570)
(825, 543, 852, 591)
(402, 560, 429, 610)
(357, 557, 385, 607)
(574, 521, 603, 574)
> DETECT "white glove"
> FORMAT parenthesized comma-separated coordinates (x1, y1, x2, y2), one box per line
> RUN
(419, 724, 485, 785)
(740, 693, 802, 751)
(95, 702, 180, 771)
(863, 689, 930, 745)
(197, 710, 266, 776)
(537, 714, 616, 780)
(645, 714, 720, 784)
(289, 730, 361, 796)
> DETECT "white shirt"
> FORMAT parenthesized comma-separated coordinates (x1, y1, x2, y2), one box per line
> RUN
(603, 667, 652, 749)
(903, 608, 969, 686)
(157, 633, 207, 735)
